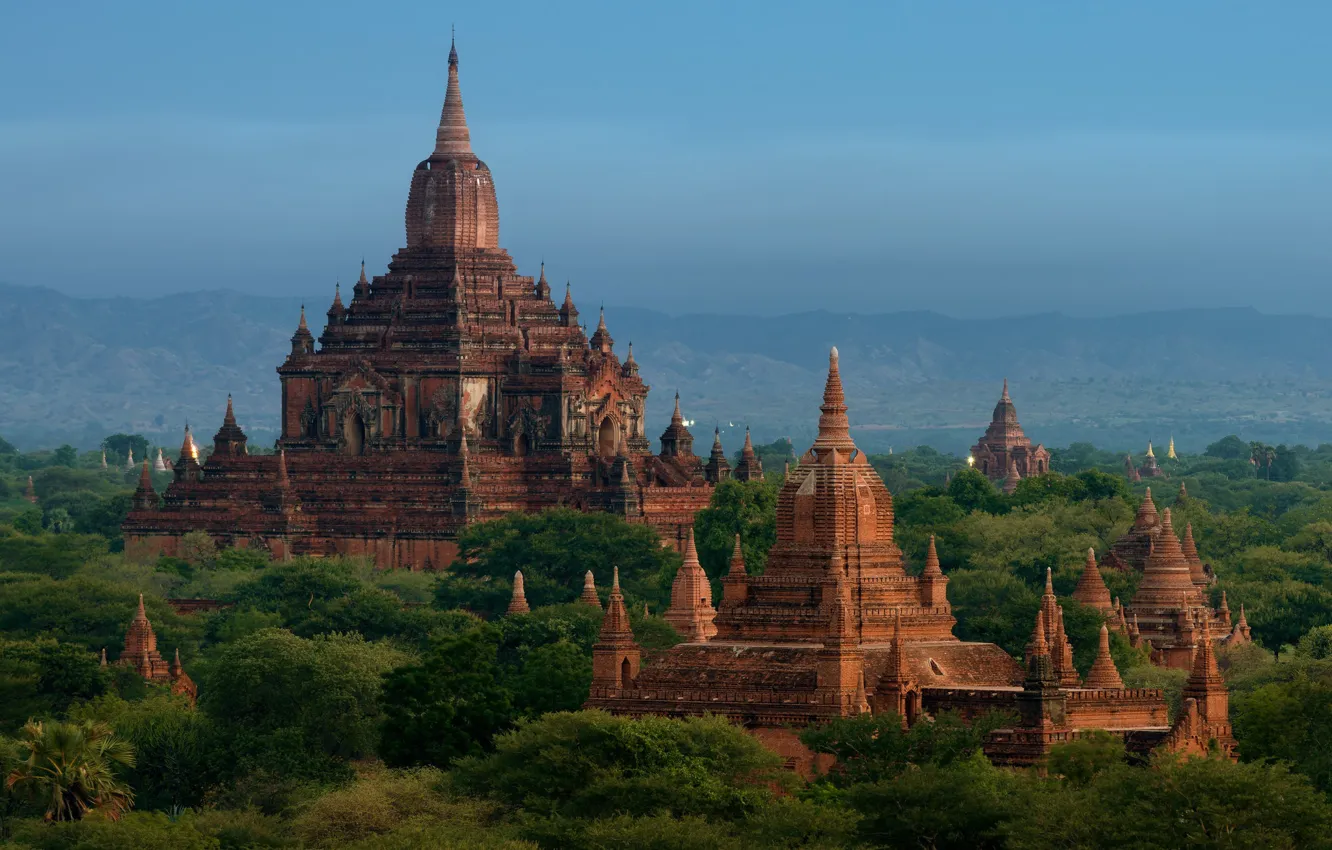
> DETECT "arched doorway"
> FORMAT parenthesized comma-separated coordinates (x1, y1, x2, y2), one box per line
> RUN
(598, 418, 618, 457)
(620, 657, 632, 688)
(343, 411, 366, 456)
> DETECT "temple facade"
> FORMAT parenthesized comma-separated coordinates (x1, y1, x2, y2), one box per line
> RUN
(586, 351, 1233, 770)
(112, 595, 196, 704)
(123, 42, 714, 568)
(970, 381, 1049, 484)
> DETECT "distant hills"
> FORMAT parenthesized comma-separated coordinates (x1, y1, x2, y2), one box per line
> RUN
(2, 281, 1330, 455)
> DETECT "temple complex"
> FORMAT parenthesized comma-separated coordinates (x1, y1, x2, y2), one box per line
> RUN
(586, 350, 1233, 770)
(970, 381, 1049, 483)
(123, 42, 714, 568)
(113, 595, 196, 704)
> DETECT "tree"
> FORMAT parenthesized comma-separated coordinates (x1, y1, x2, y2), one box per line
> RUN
(692, 478, 779, 579)
(203, 628, 405, 778)
(50, 446, 78, 468)
(1272, 444, 1303, 482)
(1205, 435, 1248, 460)
(800, 711, 1008, 786)
(100, 435, 150, 467)
(434, 509, 682, 616)
(379, 628, 515, 769)
(1007, 756, 1332, 849)
(843, 755, 1018, 850)
(947, 468, 1005, 515)
(5, 719, 135, 822)
(0, 639, 107, 732)
(453, 711, 785, 822)
(1232, 664, 1332, 792)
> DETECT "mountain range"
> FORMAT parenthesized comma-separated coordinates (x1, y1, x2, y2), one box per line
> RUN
(3, 281, 1330, 456)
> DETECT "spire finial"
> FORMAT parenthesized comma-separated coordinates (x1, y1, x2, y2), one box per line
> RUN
(437, 30, 471, 155)
(923, 535, 943, 578)
(812, 345, 855, 454)
(1002, 377, 1010, 400)
(298, 305, 308, 331)
(277, 448, 290, 487)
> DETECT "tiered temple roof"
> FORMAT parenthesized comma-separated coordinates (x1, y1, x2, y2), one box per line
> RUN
(588, 350, 1229, 772)
(970, 380, 1049, 483)
(117, 595, 195, 703)
(124, 41, 714, 568)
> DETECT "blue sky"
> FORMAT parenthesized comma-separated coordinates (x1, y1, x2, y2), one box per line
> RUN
(2, 1, 1330, 316)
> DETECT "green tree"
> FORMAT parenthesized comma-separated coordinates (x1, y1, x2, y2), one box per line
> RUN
(1205, 435, 1249, 460)
(801, 710, 1008, 786)
(5, 719, 135, 822)
(1232, 666, 1332, 793)
(453, 711, 785, 822)
(1007, 756, 1332, 849)
(0, 639, 106, 732)
(50, 446, 78, 468)
(434, 509, 682, 616)
(692, 478, 779, 579)
(947, 468, 1004, 514)
(844, 755, 1017, 850)
(203, 628, 404, 778)
(100, 435, 150, 468)
(379, 628, 515, 769)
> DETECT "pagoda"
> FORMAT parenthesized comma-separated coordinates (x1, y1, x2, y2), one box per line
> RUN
(587, 350, 1235, 771)
(124, 41, 713, 568)
(970, 380, 1049, 482)
(115, 595, 196, 704)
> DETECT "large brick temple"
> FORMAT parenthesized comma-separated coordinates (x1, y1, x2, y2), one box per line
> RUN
(123, 41, 716, 568)
(586, 350, 1235, 771)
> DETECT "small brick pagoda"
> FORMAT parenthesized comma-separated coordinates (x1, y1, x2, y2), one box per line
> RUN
(124, 41, 714, 568)
(587, 350, 1232, 770)
(970, 380, 1049, 483)
(112, 595, 196, 704)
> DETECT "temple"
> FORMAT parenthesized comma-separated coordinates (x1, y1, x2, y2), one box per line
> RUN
(113, 595, 196, 704)
(123, 42, 714, 568)
(586, 350, 1233, 770)
(970, 381, 1049, 483)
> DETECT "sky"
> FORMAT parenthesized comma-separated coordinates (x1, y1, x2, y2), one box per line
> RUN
(2, 1, 1331, 317)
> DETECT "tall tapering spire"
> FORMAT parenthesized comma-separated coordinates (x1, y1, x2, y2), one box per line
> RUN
(132, 460, 157, 511)
(1084, 625, 1124, 689)
(507, 570, 531, 615)
(435, 34, 472, 156)
(812, 346, 856, 455)
(277, 449, 290, 488)
(1072, 547, 1113, 615)
(923, 535, 943, 578)
(580, 570, 602, 609)
(664, 529, 718, 641)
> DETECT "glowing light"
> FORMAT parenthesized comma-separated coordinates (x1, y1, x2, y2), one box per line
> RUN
(966, 455, 975, 467)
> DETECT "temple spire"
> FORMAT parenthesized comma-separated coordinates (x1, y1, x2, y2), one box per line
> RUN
(579, 570, 602, 609)
(672, 392, 683, 424)
(1072, 547, 1113, 615)
(277, 449, 290, 488)
(132, 460, 157, 511)
(664, 528, 718, 641)
(922, 535, 943, 578)
(507, 570, 531, 615)
(1084, 625, 1124, 689)
(812, 346, 856, 455)
(435, 34, 472, 156)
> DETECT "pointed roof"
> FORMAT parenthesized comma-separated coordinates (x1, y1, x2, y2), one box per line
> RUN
(1133, 508, 1199, 607)
(179, 423, 199, 463)
(885, 610, 908, 683)
(922, 535, 944, 578)
(590, 306, 613, 352)
(1072, 547, 1113, 613)
(213, 394, 248, 453)
(621, 341, 638, 376)
(358, 259, 368, 285)
(672, 392, 683, 424)
(132, 460, 156, 511)
(1001, 456, 1022, 494)
(811, 346, 857, 456)
(330, 280, 344, 313)
(154, 447, 168, 472)
(579, 570, 602, 609)
(1134, 487, 1160, 529)
(724, 534, 747, 582)
(1084, 625, 1124, 689)
(1178, 481, 1188, 502)
(1186, 617, 1223, 685)
(599, 566, 636, 643)
(434, 35, 472, 156)
(663, 529, 718, 641)
(506, 570, 531, 615)
(1168, 436, 1178, 460)
(1146, 440, 1155, 459)
(277, 449, 290, 488)
(1030, 610, 1049, 657)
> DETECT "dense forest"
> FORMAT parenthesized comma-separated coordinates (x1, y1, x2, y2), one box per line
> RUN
(2, 433, 1332, 848)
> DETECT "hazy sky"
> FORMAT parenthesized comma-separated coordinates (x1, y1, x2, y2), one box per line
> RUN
(2, 1, 1330, 317)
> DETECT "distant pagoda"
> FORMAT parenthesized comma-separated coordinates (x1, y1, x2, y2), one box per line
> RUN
(970, 380, 1050, 482)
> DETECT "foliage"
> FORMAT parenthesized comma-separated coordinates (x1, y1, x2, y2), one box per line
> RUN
(453, 711, 787, 821)
(435, 509, 682, 616)
(5, 719, 135, 822)
(0, 638, 107, 732)
(379, 628, 515, 769)
(203, 628, 405, 779)
(801, 711, 1010, 786)
(692, 478, 779, 579)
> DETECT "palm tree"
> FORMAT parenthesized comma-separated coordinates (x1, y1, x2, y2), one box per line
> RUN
(4, 720, 135, 822)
